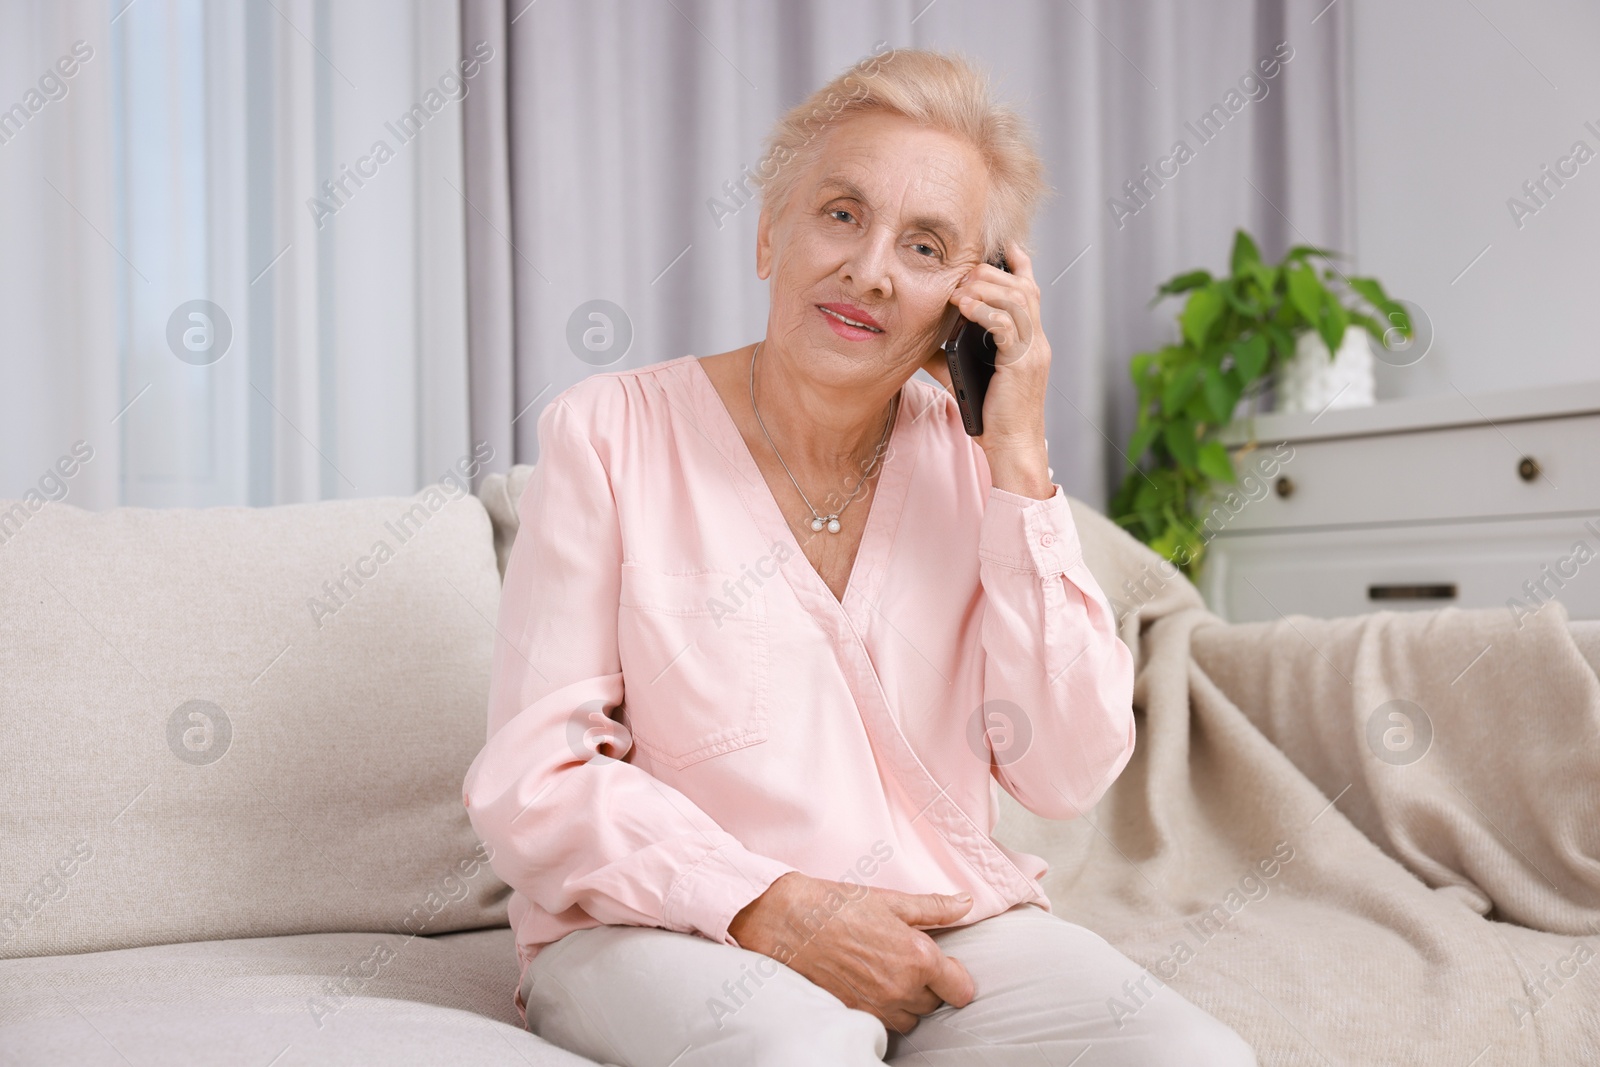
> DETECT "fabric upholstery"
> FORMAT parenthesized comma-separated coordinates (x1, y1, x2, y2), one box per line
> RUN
(0, 486, 511, 960)
(0, 927, 594, 1065)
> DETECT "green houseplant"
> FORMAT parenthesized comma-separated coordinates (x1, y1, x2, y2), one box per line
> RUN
(1109, 230, 1410, 577)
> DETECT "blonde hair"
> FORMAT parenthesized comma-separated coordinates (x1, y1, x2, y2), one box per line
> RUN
(755, 47, 1049, 262)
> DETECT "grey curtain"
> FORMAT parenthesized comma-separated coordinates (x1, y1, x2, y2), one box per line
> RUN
(460, 0, 1351, 508)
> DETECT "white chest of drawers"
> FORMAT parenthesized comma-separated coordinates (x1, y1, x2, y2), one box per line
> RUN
(1199, 381, 1600, 623)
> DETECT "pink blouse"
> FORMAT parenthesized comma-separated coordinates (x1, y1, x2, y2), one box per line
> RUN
(461, 354, 1136, 1023)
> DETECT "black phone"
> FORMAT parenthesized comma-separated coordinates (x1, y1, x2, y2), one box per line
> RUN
(941, 252, 1010, 437)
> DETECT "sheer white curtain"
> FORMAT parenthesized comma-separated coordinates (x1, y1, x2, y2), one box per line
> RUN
(0, 0, 471, 509)
(0, 0, 119, 508)
(461, 0, 1351, 508)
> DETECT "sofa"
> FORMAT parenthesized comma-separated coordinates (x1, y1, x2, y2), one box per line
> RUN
(0, 469, 600, 1065)
(4, 466, 1598, 1065)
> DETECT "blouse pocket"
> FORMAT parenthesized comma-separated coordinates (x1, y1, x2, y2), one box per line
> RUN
(616, 562, 770, 770)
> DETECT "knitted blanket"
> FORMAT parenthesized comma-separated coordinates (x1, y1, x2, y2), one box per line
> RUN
(991, 497, 1600, 1065)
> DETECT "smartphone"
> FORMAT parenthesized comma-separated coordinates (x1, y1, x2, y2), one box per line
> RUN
(941, 252, 1010, 437)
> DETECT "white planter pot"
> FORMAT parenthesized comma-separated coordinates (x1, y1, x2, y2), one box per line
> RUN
(1275, 328, 1376, 414)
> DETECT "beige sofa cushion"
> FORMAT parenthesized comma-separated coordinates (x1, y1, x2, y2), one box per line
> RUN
(0, 486, 510, 959)
(0, 927, 594, 1065)
(476, 464, 535, 581)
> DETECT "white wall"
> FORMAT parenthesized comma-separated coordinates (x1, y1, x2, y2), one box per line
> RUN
(1350, 0, 1600, 403)
(1352, 0, 1600, 401)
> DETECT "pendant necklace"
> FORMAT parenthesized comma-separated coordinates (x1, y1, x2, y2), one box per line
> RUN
(748, 340, 899, 535)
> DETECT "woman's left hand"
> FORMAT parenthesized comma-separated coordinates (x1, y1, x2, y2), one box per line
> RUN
(947, 240, 1055, 499)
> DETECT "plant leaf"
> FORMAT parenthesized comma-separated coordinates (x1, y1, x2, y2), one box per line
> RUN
(1201, 364, 1239, 424)
(1156, 269, 1214, 297)
(1263, 322, 1295, 367)
(1284, 244, 1339, 263)
(1184, 391, 1215, 427)
(1248, 262, 1279, 294)
(1347, 276, 1410, 343)
(1383, 304, 1412, 342)
(1196, 440, 1235, 483)
(1230, 230, 1262, 275)
(1317, 299, 1349, 357)
(1347, 275, 1397, 313)
(1134, 475, 1166, 512)
(1222, 277, 1264, 318)
(1129, 351, 1156, 387)
(1347, 310, 1386, 345)
(1162, 418, 1198, 469)
(1125, 420, 1159, 467)
(1181, 285, 1225, 348)
(1163, 362, 1202, 412)
(1232, 334, 1270, 380)
(1285, 263, 1323, 327)
(1149, 527, 1183, 562)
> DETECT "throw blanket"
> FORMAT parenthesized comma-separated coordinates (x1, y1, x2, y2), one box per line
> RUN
(992, 498, 1600, 1065)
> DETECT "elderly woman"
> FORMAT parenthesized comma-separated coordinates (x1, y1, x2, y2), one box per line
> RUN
(463, 48, 1255, 1067)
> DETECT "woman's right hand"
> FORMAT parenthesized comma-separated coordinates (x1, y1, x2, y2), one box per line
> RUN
(727, 871, 977, 1034)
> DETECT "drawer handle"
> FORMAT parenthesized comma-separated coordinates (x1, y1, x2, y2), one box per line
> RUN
(1518, 456, 1540, 482)
(1368, 583, 1457, 601)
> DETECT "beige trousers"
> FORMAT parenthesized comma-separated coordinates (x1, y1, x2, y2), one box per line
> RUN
(519, 902, 1257, 1066)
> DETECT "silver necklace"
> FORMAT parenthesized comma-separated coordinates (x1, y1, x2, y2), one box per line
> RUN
(748, 340, 898, 535)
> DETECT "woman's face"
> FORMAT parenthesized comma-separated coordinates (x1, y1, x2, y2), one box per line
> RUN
(756, 110, 990, 388)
